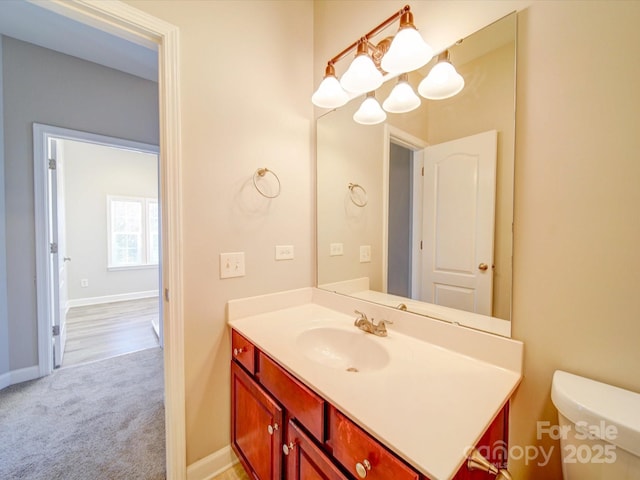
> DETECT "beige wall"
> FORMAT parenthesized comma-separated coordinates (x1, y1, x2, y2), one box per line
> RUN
(124, 0, 314, 465)
(511, 2, 640, 478)
(317, 103, 385, 290)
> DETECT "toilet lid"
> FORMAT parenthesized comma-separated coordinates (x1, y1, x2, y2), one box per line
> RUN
(551, 370, 640, 457)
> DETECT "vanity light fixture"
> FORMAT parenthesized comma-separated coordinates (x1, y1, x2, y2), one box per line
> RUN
(353, 92, 387, 125)
(312, 5, 433, 107)
(380, 9, 433, 75)
(418, 50, 465, 100)
(311, 63, 349, 108)
(382, 73, 421, 113)
(340, 39, 384, 94)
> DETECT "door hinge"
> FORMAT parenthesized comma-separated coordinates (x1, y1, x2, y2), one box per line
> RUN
(420, 240, 423, 250)
(164, 288, 170, 302)
(421, 166, 424, 176)
(49, 159, 56, 170)
(50, 242, 58, 254)
(52, 325, 60, 336)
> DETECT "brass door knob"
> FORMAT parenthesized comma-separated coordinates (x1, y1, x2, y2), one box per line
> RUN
(478, 263, 489, 271)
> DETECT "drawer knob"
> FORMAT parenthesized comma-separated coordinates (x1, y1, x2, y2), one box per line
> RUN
(267, 423, 279, 435)
(355, 459, 371, 478)
(282, 441, 296, 456)
(233, 347, 245, 356)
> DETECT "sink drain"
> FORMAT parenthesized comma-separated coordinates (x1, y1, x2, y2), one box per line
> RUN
(346, 367, 359, 373)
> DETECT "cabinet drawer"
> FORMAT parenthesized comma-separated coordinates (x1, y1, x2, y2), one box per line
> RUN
(258, 352, 325, 441)
(327, 406, 420, 480)
(232, 330, 256, 374)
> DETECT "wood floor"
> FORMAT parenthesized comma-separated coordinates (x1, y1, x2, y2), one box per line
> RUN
(213, 463, 249, 480)
(62, 297, 160, 368)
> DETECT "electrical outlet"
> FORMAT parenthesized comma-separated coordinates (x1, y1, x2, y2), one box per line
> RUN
(359, 245, 371, 263)
(80, 279, 89, 288)
(220, 252, 246, 279)
(275, 245, 294, 260)
(330, 243, 344, 256)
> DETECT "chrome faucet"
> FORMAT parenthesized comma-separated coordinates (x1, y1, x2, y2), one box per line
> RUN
(354, 310, 393, 337)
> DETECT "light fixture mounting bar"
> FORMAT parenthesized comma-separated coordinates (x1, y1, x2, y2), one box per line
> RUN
(327, 5, 411, 67)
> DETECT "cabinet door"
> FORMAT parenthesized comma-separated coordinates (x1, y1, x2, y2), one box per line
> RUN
(231, 361, 283, 480)
(285, 420, 350, 480)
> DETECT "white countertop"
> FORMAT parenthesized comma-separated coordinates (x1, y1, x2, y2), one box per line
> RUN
(228, 288, 523, 480)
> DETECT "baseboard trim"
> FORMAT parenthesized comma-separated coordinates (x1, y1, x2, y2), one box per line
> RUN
(187, 445, 239, 480)
(0, 365, 40, 390)
(0, 371, 9, 390)
(67, 290, 159, 308)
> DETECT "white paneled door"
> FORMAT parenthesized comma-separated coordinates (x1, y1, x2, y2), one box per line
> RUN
(49, 138, 68, 368)
(422, 130, 497, 316)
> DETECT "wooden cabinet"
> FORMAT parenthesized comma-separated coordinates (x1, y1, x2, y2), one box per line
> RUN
(231, 329, 509, 480)
(327, 406, 421, 480)
(231, 361, 283, 480)
(232, 330, 256, 374)
(451, 405, 509, 480)
(257, 351, 325, 441)
(284, 419, 350, 480)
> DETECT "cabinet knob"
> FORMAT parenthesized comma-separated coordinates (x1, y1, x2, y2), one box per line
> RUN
(355, 459, 371, 478)
(267, 423, 279, 435)
(282, 441, 296, 456)
(233, 347, 245, 356)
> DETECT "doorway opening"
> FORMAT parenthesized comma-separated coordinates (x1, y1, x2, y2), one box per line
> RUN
(383, 126, 427, 300)
(34, 125, 162, 371)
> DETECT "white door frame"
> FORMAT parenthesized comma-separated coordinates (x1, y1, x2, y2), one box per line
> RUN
(33, 124, 161, 370)
(30, 1, 186, 478)
(382, 125, 428, 296)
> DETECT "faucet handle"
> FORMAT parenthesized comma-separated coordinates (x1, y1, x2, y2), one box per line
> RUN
(354, 310, 367, 321)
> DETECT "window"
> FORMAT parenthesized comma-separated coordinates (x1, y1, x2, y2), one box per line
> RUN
(108, 196, 159, 269)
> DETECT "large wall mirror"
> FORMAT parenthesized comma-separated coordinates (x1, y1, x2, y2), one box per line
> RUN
(316, 12, 516, 336)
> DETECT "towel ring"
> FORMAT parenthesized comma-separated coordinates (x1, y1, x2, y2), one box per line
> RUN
(348, 183, 368, 207)
(253, 168, 281, 199)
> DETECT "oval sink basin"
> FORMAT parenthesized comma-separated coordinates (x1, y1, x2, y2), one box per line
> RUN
(296, 327, 390, 372)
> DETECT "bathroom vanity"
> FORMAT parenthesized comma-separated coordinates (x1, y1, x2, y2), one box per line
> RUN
(228, 288, 522, 480)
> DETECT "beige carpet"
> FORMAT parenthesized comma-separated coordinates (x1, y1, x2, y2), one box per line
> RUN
(0, 347, 165, 479)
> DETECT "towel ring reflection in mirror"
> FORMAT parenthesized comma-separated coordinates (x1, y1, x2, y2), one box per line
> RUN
(253, 168, 281, 198)
(348, 183, 368, 207)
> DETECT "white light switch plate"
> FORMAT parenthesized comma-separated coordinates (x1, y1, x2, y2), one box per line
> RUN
(220, 252, 245, 278)
(275, 245, 294, 260)
(360, 245, 371, 263)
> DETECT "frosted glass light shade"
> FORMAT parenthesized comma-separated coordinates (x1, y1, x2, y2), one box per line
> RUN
(382, 77, 421, 113)
(340, 54, 383, 94)
(312, 75, 349, 108)
(353, 94, 386, 125)
(418, 61, 465, 100)
(381, 27, 433, 74)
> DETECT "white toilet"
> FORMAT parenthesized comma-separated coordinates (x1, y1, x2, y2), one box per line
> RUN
(551, 370, 640, 479)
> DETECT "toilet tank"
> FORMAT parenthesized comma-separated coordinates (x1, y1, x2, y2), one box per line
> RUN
(551, 370, 640, 479)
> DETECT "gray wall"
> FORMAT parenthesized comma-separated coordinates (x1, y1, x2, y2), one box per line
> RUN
(2, 36, 158, 371)
(0, 36, 9, 378)
(387, 143, 412, 297)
